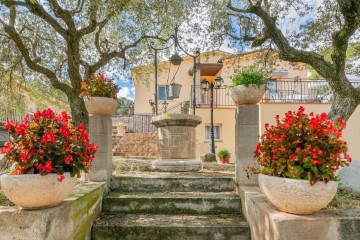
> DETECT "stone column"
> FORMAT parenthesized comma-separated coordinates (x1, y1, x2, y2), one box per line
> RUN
(152, 114, 202, 171)
(235, 105, 260, 185)
(88, 116, 112, 184)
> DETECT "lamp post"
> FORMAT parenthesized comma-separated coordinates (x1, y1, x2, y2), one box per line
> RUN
(201, 76, 223, 154)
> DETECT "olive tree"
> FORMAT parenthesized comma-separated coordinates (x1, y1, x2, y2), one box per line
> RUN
(225, 0, 360, 121)
(0, 0, 197, 124)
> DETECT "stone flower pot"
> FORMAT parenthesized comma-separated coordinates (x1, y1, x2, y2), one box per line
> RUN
(259, 174, 338, 215)
(1, 173, 77, 209)
(85, 97, 117, 116)
(229, 85, 266, 105)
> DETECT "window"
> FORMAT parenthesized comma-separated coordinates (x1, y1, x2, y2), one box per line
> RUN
(205, 125, 222, 141)
(271, 70, 288, 76)
(157, 86, 173, 100)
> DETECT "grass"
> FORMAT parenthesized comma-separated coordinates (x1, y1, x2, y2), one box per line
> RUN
(0, 191, 14, 207)
(327, 189, 360, 210)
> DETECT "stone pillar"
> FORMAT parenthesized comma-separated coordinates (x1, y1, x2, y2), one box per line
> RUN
(152, 114, 202, 171)
(235, 105, 260, 185)
(88, 116, 112, 184)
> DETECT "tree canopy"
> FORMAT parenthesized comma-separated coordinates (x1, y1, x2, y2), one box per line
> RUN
(0, 0, 213, 124)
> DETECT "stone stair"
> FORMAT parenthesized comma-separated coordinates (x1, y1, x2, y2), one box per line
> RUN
(92, 174, 250, 240)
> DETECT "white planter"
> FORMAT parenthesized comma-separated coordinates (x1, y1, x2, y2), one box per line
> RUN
(85, 97, 117, 116)
(1, 173, 77, 209)
(229, 85, 265, 105)
(259, 174, 338, 215)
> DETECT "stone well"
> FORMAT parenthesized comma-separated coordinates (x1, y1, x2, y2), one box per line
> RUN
(151, 114, 202, 172)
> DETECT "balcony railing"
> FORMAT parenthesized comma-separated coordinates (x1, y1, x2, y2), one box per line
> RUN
(264, 79, 360, 103)
(190, 85, 234, 107)
(190, 79, 360, 105)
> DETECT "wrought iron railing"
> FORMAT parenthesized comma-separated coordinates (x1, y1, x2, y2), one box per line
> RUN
(189, 79, 360, 105)
(165, 101, 190, 114)
(264, 79, 360, 103)
(190, 85, 234, 107)
(112, 114, 157, 133)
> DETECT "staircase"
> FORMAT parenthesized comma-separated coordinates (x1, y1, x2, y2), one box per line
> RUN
(92, 174, 250, 240)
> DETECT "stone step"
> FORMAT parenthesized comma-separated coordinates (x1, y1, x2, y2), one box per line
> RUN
(111, 175, 235, 192)
(92, 213, 250, 240)
(103, 192, 241, 214)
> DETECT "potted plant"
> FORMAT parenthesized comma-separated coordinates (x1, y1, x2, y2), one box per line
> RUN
(217, 149, 231, 164)
(117, 122, 127, 135)
(247, 106, 351, 214)
(0, 109, 98, 209)
(80, 73, 119, 116)
(228, 67, 267, 105)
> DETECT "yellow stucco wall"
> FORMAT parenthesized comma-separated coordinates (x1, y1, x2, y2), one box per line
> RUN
(259, 103, 360, 160)
(195, 107, 236, 162)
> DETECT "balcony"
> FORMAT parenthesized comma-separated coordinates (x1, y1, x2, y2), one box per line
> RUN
(189, 79, 360, 106)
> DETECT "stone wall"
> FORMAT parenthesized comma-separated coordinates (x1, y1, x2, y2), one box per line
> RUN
(113, 133, 158, 158)
(0, 182, 107, 240)
(238, 185, 360, 240)
(157, 126, 196, 159)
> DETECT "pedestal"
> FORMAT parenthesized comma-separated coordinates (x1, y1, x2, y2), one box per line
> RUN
(151, 114, 202, 172)
(88, 116, 112, 184)
(235, 105, 260, 185)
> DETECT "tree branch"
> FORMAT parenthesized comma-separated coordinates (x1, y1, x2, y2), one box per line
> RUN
(1, 20, 71, 93)
(48, 0, 76, 32)
(331, 0, 360, 76)
(69, 0, 85, 15)
(1, 0, 69, 39)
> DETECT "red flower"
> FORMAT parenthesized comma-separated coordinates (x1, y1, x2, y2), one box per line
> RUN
(289, 154, 297, 161)
(249, 106, 351, 185)
(57, 175, 65, 182)
(65, 155, 73, 165)
(41, 132, 56, 145)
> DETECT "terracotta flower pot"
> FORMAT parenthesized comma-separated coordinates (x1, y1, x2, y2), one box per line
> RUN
(0, 173, 77, 209)
(229, 85, 266, 105)
(259, 174, 338, 215)
(85, 97, 117, 116)
(218, 156, 230, 164)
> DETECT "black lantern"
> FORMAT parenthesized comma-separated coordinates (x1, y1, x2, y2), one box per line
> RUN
(215, 76, 223, 88)
(201, 79, 209, 90)
(169, 53, 183, 65)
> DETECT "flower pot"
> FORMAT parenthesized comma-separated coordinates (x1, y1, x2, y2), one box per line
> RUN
(218, 156, 230, 164)
(85, 97, 117, 116)
(258, 174, 338, 215)
(0, 173, 77, 209)
(168, 83, 182, 98)
(229, 85, 266, 105)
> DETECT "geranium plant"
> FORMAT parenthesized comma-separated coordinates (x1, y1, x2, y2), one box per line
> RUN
(0, 109, 98, 182)
(80, 73, 119, 99)
(247, 106, 351, 185)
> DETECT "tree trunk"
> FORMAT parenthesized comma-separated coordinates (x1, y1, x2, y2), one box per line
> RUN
(328, 94, 358, 122)
(67, 90, 89, 126)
